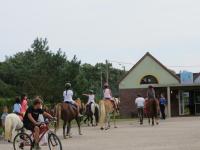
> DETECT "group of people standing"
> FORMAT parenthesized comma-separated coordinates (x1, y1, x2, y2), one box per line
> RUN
(1, 94, 28, 129)
(135, 86, 168, 125)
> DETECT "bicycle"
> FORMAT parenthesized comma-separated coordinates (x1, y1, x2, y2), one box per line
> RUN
(13, 119, 62, 150)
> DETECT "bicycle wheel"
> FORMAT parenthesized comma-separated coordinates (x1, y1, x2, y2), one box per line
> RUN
(48, 132, 62, 150)
(13, 132, 33, 150)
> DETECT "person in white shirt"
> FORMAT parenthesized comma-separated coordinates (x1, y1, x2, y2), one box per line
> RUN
(135, 94, 145, 125)
(103, 83, 118, 110)
(83, 90, 95, 105)
(63, 82, 82, 117)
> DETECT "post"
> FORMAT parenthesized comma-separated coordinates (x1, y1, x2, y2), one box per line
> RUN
(167, 86, 171, 117)
(100, 68, 103, 98)
(106, 60, 109, 83)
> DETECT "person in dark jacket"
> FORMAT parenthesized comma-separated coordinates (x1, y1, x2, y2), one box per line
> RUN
(159, 94, 167, 119)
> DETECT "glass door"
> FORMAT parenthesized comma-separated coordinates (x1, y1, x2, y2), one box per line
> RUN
(195, 92, 200, 115)
(180, 92, 190, 115)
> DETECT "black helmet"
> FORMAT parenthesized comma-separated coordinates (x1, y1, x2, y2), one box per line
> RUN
(89, 90, 94, 94)
(65, 82, 71, 88)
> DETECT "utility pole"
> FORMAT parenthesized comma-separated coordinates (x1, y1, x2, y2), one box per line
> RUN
(106, 60, 109, 84)
(98, 66, 103, 98)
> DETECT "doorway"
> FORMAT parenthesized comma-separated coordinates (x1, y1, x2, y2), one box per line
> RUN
(194, 91, 200, 115)
(180, 91, 190, 115)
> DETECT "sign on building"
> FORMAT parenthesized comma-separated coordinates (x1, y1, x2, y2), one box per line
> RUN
(180, 71, 193, 84)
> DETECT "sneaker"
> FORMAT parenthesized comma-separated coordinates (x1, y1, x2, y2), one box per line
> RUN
(33, 143, 41, 150)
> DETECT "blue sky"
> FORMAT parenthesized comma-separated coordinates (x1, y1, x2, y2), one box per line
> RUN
(0, 0, 200, 72)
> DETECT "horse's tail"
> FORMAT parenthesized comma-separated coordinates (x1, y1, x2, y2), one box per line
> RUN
(4, 115, 12, 141)
(55, 103, 62, 129)
(95, 104, 100, 123)
(99, 100, 106, 127)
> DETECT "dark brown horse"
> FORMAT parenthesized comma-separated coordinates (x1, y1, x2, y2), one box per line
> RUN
(55, 101, 82, 139)
(144, 98, 160, 126)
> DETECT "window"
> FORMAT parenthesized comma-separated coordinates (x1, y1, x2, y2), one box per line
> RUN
(140, 75, 158, 84)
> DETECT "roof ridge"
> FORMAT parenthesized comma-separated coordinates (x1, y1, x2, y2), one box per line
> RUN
(119, 52, 180, 84)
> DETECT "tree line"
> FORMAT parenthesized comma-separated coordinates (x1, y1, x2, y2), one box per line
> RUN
(0, 38, 125, 104)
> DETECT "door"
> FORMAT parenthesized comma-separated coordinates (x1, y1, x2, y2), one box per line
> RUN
(195, 92, 200, 115)
(180, 91, 190, 115)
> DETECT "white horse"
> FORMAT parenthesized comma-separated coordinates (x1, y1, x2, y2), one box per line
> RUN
(91, 103, 99, 126)
(4, 113, 23, 142)
(84, 103, 99, 126)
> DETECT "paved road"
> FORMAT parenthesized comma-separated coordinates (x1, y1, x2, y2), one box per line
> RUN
(1, 117, 200, 150)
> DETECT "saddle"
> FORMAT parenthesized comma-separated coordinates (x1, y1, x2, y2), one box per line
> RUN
(63, 102, 77, 111)
(104, 99, 118, 111)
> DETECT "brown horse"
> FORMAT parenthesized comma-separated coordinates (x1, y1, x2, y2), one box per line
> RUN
(145, 98, 160, 126)
(99, 98, 120, 130)
(55, 100, 83, 139)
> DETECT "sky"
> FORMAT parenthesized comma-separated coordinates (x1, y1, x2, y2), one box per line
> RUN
(0, 0, 200, 73)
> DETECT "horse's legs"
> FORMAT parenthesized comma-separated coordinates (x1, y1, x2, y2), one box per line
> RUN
(152, 116, 154, 126)
(92, 114, 96, 126)
(113, 112, 117, 128)
(105, 113, 111, 130)
(63, 121, 67, 139)
(148, 115, 151, 125)
(76, 117, 82, 135)
(66, 121, 72, 138)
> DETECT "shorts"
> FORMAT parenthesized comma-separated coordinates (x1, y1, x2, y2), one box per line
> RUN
(24, 123, 35, 132)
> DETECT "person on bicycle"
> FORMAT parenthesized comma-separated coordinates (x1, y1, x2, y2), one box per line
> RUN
(23, 97, 54, 150)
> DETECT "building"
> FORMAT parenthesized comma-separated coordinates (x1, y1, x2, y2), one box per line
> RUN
(119, 52, 200, 118)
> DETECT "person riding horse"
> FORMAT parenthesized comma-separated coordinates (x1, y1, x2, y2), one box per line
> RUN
(83, 90, 99, 126)
(63, 82, 82, 117)
(13, 97, 24, 121)
(146, 85, 159, 125)
(103, 83, 118, 110)
(83, 90, 95, 110)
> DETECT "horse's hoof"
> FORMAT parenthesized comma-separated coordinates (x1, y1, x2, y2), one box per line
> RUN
(114, 126, 118, 128)
(156, 122, 159, 125)
(79, 133, 83, 135)
(100, 127, 104, 130)
(64, 136, 67, 139)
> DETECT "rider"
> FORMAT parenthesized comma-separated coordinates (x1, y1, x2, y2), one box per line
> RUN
(63, 82, 82, 117)
(103, 83, 118, 110)
(13, 97, 23, 120)
(23, 97, 54, 150)
(147, 85, 156, 100)
(21, 94, 28, 117)
(83, 90, 95, 106)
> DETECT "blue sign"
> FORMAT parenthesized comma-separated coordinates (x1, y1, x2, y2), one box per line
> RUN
(180, 71, 193, 84)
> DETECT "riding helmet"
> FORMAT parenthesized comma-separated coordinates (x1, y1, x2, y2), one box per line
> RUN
(65, 82, 71, 88)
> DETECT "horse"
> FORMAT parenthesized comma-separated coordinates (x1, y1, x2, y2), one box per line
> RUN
(4, 113, 23, 142)
(99, 97, 120, 130)
(55, 100, 82, 139)
(145, 98, 160, 126)
(84, 103, 99, 126)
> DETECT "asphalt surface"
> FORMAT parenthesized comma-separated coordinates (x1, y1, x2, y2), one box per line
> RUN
(0, 117, 200, 150)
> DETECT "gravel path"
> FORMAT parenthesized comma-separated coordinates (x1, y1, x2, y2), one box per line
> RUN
(1, 117, 200, 150)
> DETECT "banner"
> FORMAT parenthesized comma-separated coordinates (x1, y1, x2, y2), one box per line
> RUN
(180, 71, 193, 84)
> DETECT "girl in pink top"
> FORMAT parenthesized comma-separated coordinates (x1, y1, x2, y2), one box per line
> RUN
(21, 94, 28, 116)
